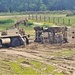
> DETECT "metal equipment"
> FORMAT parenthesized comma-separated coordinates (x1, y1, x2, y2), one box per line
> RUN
(0, 18, 29, 48)
(34, 26, 75, 44)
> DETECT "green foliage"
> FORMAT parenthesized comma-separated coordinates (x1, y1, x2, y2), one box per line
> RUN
(0, 23, 13, 30)
(42, 24, 49, 28)
(0, 19, 14, 24)
(0, 0, 75, 12)
(28, 21, 33, 26)
(66, 13, 75, 17)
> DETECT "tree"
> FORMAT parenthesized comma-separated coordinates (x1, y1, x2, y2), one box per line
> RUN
(0, 0, 75, 12)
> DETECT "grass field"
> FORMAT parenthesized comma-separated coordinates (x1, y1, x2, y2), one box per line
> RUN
(0, 12, 75, 32)
(28, 13, 75, 27)
(0, 54, 64, 75)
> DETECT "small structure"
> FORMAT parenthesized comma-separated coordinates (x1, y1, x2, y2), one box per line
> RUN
(34, 26, 75, 44)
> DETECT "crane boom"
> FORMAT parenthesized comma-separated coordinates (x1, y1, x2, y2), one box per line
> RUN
(14, 18, 28, 29)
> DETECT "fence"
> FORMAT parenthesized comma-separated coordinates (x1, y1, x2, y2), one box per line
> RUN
(28, 14, 75, 26)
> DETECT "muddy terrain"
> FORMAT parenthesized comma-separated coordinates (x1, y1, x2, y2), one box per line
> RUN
(0, 41, 75, 75)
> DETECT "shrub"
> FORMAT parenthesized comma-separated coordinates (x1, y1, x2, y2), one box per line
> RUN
(28, 21, 33, 26)
(66, 13, 75, 17)
(0, 19, 14, 24)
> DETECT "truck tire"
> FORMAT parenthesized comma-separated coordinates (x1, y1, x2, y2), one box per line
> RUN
(0, 40, 2, 48)
(11, 38, 20, 47)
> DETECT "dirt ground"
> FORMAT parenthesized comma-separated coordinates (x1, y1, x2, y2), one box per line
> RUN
(0, 42, 75, 75)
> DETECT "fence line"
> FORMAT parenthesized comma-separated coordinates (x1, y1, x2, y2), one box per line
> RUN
(28, 14, 75, 26)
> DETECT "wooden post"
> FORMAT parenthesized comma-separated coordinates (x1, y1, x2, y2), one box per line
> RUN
(36, 15, 37, 21)
(68, 19, 70, 25)
(49, 17, 50, 22)
(32, 15, 34, 20)
(28, 14, 30, 19)
(53, 17, 55, 23)
(63, 18, 64, 24)
(58, 17, 59, 24)
(40, 15, 41, 21)
(44, 16, 46, 22)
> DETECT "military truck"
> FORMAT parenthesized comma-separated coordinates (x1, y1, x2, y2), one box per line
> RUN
(34, 26, 75, 44)
(0, 18, 29, 48)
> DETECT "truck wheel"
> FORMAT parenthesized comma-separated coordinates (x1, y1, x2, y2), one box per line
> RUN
(0, 40, 2, 48)
(11, 38, 20, 47)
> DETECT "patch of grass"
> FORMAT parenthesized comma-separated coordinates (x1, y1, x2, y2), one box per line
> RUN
(10, 62, 38, 75)
(0, 23, 13, 30)
(0, 12, 29, 16)
(30, 60, 42, 70)
(41, 23, 55, 27)
(19, 24, 34, 35)
(10, 62, 25, 74)
(17, 58, 26, 63)
(42, 24, 49, 28)
(0, 18, 15, 30)
(54, 71, 64, 75)
(30, 60, 60, 74)
(0, 60, 14, 75)
(43, 64, 56, 74)
(24, 67, 38, 75)
(0, 72, 2, 75)
(60, 50, 75, 56)
(51, 49, 75, 57)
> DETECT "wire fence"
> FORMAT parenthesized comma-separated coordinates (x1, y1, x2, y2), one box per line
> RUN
(28, 14, 75, 26)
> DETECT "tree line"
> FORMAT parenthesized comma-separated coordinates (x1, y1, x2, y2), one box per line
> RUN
(0, 0, 75, 12)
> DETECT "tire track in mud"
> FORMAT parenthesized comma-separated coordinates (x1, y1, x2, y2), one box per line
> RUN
(0, 43, 75, 75)
(0, 49, 73, 75)
(25, 44, 75, 75)
(0, 49, 43, 60)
